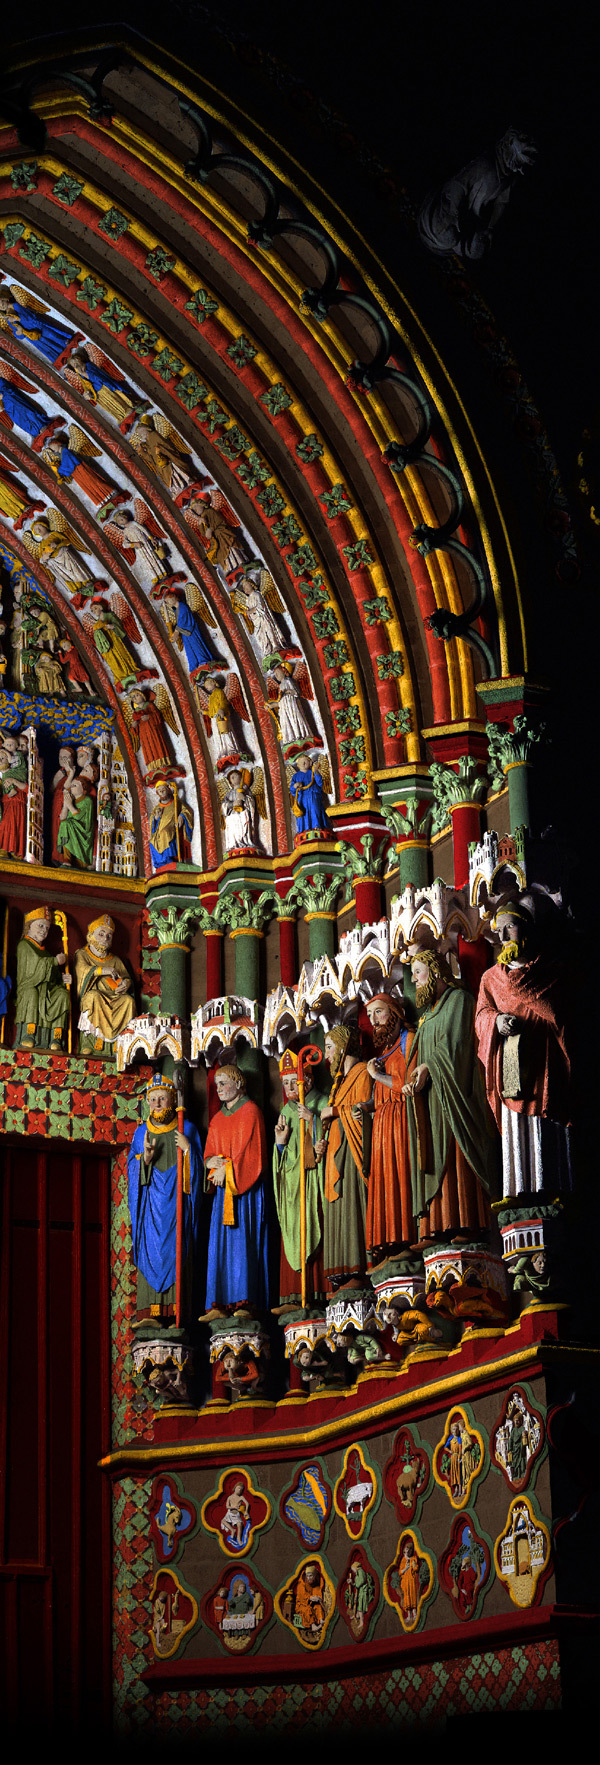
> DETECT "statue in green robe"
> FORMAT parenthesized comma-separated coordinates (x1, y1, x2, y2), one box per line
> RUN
(14, 905, 70, 1049)
(55, 777, 96, 868)
(273, 1049, 327, 1307)
(403, 948, 499, 1237)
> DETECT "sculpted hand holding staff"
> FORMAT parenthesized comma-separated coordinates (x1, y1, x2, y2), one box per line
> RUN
(272, 1046, 326, 1309)
(14, 905, 70, 1049)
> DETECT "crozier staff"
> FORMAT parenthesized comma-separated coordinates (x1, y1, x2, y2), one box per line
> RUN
(127, 1076, 203, 1325)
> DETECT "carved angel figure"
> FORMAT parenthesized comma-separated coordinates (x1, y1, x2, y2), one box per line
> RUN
(286, 752, 331, 835)
(62, 345, 148, 432)
(83, 595, 143, 687)
(103, 501, 170, 584)
(0, 283, 74, 365)
(0, 453, 44, 529)
(131, 413, 197, 498)
(230, 568, 287, 657)
(195, 670, 250, 766)
(0, 365, 63, 449)
(42, 424, 126, 512)
(121, 684, 179, 776)
(182, 485, 253, 578)
(22, 511, 96, 599)
(218, 765, 266, 853)
(158, 584, 217, 677)
(266, 658, 317, 751)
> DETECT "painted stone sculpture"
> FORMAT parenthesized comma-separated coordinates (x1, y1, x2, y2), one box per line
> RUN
(384, 1428, 430, 1525)
(74, 913, 135, 1055)
(338, 1547, 378, 1642)
(14, 905, 70, 1049)
(322, 1022, 372, 1289)
(334, 1445, 377, 1539)
(272, 1047, 327, 1307)
(0, 734, 29, 858)
(283, 1464, 331, 1549)
(491, 1387, 544, 1490)
(203, 1064, 269, 1316)
(384, 1531, 434, 1632)
(276, 1557, 335, 1650)
(127, 1076, 203, 1325)
(433, 1407, 485, 1509)
(150, 1478, 195, 1563)
(475, 899, 572, 1196)
(364, 991, 415, 1260)
(201, 1469, 270, 1555)
(55, 776, 96, 868)
(149, 1569, 198, 1657)
(439, 1518, 491, 1620)
(403, 947, 498, 1237)
(494, 1497, 551, 1607)
(204, 1565, 270, 1654)
(149, 777, 193, 869)
(288, 754, 329, 837)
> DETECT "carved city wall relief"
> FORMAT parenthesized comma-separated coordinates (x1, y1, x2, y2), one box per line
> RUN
(494, 1496, 551, 1609)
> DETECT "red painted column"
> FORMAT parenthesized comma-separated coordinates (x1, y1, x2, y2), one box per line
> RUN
(278, 917, 297, 987)
(450, 802, 483, 890)
(354, 876, 384, 924)
(204, 930, 223, 1001)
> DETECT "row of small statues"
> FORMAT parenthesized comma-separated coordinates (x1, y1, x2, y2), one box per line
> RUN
(127, 902, 571, 1355)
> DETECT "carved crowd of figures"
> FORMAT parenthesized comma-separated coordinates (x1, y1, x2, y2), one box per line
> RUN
(117, 897, 572, 1400)
(1, 278, 333, 858)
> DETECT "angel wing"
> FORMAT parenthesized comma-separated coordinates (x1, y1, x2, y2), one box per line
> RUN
(45, 507, 89, 550)
(251, 767, 267, 821)
(110, 593, 141, 644)
(85, 341, 126, 379)
(255, 568, 285, 616)
(21, 530, 44, 564)
(133, 496, 166, 539)
(82, 612, 97, 642)
(316, 754, 332, 795)
(103, 515, 134, 557)
(152, 683, 179, 734)
(0, 365, 39, 394)
(67, 424, 102, 460)
(209, 488, 241, 528)
(193, 678, 212, 734)
(292, 657, 313, 700)
(183, 580, 217, 627)
(229, 585, 254, 635)
(224, 672, 249, 720)
(151, 412, 192, 454)
(284, 758, 297, 788)
(8, 284, 49, 317)
(119, 696, 139, 751)
(216, 774, 229, 829)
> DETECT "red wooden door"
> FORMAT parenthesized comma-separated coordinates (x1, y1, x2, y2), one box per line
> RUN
(0, 1144, 112, 1730)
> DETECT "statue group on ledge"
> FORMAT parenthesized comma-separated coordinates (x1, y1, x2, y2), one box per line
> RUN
(12, 906, 134, 1054)
(123, 892, 573, 1403)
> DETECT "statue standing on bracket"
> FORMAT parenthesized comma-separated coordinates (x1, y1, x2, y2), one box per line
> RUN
(14, 905, 70, 1050)
(403, 948, 498, 1238)
(322, 1021, 373, 1289)
(127, 1076, 203, 1326)
(148, 777, 193, 870)
(363, 992, 415, 1261)
(74, 912, 135, 1055)
(287, 754, 330, 839)
(203, 1064, 269, 1316)
(272, 1048, 327, 1308)
(475, 899, 572, 1195)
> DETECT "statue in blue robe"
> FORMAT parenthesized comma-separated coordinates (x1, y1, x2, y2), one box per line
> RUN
(0, 373, 50, 442)
(127, 1079, 203, 1323)
(289, 756, 328, 835)
(0, 295, 73, 363)
(162, 592, 215, 675)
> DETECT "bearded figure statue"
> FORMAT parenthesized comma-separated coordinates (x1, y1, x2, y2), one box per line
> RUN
(321, 1018, 373, 1290)
(363, 991, 416, 1263)
(74, 913, 135, 1055)
(403, 948, 499, 1239)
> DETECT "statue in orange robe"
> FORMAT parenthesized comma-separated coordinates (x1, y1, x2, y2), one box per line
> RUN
(364, 994, 415, 1262)
(397, 1538, 421, 1623)
(294, 1563, 326, 1633)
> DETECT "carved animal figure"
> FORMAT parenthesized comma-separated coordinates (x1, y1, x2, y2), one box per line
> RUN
(418, 129, 536, 260)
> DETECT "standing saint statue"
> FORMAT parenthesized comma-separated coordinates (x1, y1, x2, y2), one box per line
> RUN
(203, 1064, 269, 1316)
(74, 912, 135, 1055)
(364, 993, 415, 1263)
(55, 777, 96, 869)
(272, 1048, 327, 1308)
(403, 947, 498, 1238)
(474, 900, 572, 1195)
(321, 1022, 373, 1290)
(127, 1076, 203, 1325)
(288, 754, 329, 837)
(14, 905, 70, 1049)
